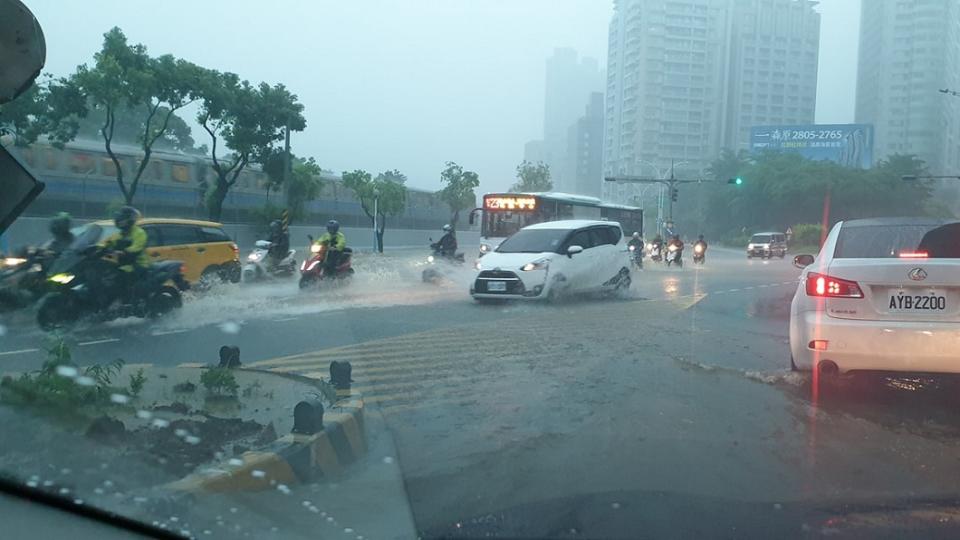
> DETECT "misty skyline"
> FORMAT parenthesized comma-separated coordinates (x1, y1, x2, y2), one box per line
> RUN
(28, 0, 860, 193)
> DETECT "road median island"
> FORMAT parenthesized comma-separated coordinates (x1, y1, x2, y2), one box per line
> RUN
(168, 368, 366, 494)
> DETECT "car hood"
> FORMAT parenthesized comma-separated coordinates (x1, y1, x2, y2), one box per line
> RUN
(479, 251, 553, 271)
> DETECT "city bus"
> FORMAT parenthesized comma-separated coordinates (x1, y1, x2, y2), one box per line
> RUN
(469, 192, 643, 255)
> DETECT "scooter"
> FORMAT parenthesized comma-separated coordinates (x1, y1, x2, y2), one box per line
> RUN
(422, 239, 466, 283)
(242, 240, 297, 282)
(665, 244, 683, 268)
(0, 246, 54, 312)
(299, 236, 355, 289)
(36, 224, 189, 330)
(693, 243, 706, 265)
(648, 243, 663, 263)
(628, 244, 644, 270)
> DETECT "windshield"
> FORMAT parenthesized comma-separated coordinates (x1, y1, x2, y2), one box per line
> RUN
(5, 1, 960, 539)
(835, 222, 960, 258)
(495, 229, 568, 253)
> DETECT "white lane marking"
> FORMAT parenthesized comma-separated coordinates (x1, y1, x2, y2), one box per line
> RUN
(0, 348, 40, 357)
(272, 317, 299, 322)
(744, 286, 755, 290)
(728, 288, 741, 292)
(78, 338, 120, 347)
(152, 329, 189, 336)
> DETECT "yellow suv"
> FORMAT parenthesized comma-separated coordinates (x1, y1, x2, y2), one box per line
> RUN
(78, 218, 240, 284)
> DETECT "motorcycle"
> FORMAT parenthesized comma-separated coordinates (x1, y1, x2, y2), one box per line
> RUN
(242, 240, 297, 282)
(665, 244, 683, 268)
(299, 236, 355, 289)
(628, 243, 644, 270)
(36, 224, 189, 330)
(693, 243, 706, 265)
(0, 246, 54, 312)
(648, 242, 663, 263)
(422, 239, 466, 283)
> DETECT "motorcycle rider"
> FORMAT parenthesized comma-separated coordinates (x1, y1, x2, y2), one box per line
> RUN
(265, 219, 290, 269)
(45, 212, 75, 256)
(627, 232, 644, 252)
(101, 206, 149, 301)
(694, 234, 708, 259)
(315, 219, 347, 276)
(667, 234, 685, 264)
(433, 224, 458, 258)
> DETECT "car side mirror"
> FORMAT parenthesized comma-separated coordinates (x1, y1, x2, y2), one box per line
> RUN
(793, 254, 815, 269)
(567, 245, 584, 258)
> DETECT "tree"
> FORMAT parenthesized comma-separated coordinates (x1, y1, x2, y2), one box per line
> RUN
(342, 169, 408, 252)
(0, 76, 86, 147)
(72, 102, 204, 154)
(196, 69, 306, 221)
(286, 157, 323, 221)
(511, 160, 552, 192)
(437, 161, 479, 226)
(71, 27, 202, 205)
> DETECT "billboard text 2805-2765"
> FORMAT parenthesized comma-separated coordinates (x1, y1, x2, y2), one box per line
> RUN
(750, 124, 874, 169)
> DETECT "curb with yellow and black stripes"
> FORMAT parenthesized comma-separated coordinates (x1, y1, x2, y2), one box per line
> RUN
(168, 380, 365, 494)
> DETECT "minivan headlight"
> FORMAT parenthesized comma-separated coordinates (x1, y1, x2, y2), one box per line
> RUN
(521, 258, 550, 272)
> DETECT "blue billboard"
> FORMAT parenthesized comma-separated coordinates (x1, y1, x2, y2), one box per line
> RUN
(750, 124, 874, 169)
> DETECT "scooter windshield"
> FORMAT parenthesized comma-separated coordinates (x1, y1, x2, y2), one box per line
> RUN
(48, 224, 104, 275)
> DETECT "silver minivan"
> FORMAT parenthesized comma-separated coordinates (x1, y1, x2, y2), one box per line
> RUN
(746, 232, 787, 259)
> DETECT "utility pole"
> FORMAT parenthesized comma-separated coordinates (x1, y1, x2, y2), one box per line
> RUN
(282, 118, 291, 190)
(605, 159, 703, 236)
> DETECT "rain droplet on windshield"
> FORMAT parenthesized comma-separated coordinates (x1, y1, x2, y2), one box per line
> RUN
(250, 470, 265, 478)
(136, 410, 153, 419)
(228, 458, 244, 467)
(109, 393, 130, 404)
(184, 435, 201, 445)
(75, 376, 96, 386)
(55, 365, 79, 378)
(151, 418, 170, 428)
(174, 428, 189, 438)
(219, 321, 241, 334)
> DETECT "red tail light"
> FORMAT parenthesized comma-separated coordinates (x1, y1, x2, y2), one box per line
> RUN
(805, 272, 863, 298)
(898, 250, 928, 259)
(231, 243, 239, 258)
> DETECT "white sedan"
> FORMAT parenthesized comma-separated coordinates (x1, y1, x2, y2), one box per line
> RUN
(790, 217, 960, 376)
(471, 220, 632, 301)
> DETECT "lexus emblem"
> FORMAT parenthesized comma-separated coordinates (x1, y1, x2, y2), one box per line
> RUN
(908, 268, 928, 281)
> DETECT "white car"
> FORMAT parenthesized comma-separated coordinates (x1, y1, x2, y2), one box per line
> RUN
(789, 217, 960, 376)
(471, 220, 632, 301)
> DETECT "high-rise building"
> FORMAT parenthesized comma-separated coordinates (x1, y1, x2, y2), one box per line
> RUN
(603, 0, 821, 203)
(855, 0, 960, 174)
(544, 48, 604, 193)
(725, 0, 820, 151)
(523, 140, 546, 165)
(564, 92, 605, 197)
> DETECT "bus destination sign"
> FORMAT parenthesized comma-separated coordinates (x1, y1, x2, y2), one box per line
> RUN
(484, 196, 537, 211)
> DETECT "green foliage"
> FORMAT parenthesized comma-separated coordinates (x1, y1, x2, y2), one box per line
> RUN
(511, 161, 552, 192)
(342, 169, 408, 251)
(437, 161, 480, 225)
(1, 340, 128, 411)
(287, 157, 324, 221)
(200, 368, 239, 396)
(0, 76, 86, 147)
(692, 151, 935, 240)
(128, 369, 147, 397)
(68, 27, 205, 204)
(198, 70, 307, 221)
(790, 224, 823, 246)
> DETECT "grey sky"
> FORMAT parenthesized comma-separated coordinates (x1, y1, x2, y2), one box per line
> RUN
(28, 0, 859, 193)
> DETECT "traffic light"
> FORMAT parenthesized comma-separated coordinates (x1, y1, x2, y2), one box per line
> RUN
(727, 177, 744, 186)
(671, 187, 678, 202)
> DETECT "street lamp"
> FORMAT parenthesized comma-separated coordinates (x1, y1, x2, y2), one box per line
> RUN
(372, 188, 380, 252)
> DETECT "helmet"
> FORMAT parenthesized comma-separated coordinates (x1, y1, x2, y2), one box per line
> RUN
(442, 224, 452, 232)
(632, 232, 640, 238)
(49, 212, 72, 237)
(113, 206, 140, 232)
(326, 219, 340, 236)
(269, 220, 281, 232)
(698, 234, 704, 240)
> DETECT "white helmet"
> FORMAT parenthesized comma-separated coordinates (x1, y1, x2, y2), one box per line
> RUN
(442, 224, 452, 232)
(632, 231, 640, 238)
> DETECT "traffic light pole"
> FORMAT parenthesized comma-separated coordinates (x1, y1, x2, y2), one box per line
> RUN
(605, 159, 704, 236)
